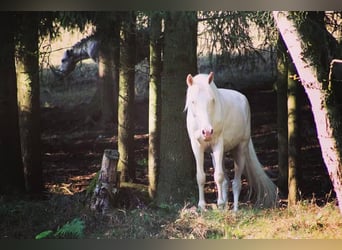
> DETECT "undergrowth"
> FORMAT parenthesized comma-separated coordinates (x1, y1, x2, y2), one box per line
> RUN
(1, 192, 342, 239)
(35, 218, 85, 239)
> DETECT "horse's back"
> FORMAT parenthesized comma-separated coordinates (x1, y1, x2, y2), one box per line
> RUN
(218, 88, 251, 151)
(218, 88, 250, 116)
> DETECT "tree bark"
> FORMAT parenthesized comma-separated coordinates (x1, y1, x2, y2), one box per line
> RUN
(16, 12, 43, 193)
(276, 35, 289, 196)
(117, 11, 136, 182)
(96, 12, 120, 126)
(148, 12, 162, 199)
(273, 11, 342, 214)
(0, 12, 25, 194)
(91, 149, 120, 214)
(156, 11, 197, 205)
(287, 61, 300, 206)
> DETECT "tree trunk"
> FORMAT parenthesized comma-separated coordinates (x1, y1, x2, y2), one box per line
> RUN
(0, 12, 25, 194)
(287, 61, 300, 206)
(96, 12, 120, 126)
(273, 11, 342, 214)
(156, 11, 197, 205)
(16, 12, 43, 193)
(276, 35, 289, 196)
(148, 12, 162, 199)
(117, 11, 136, 182)
(91, 149, 120, 214)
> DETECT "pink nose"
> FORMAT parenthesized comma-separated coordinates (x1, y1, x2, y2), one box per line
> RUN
(202, 128, 213, 140)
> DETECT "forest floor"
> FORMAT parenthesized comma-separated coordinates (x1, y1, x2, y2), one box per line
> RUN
(1, 72, 341, 239)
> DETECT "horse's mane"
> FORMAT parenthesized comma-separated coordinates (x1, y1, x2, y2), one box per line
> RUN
(72, 34, 98, 50)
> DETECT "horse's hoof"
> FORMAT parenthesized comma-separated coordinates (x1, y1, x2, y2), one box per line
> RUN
(198, 202, 207, 211)
(217, 199, 228, 210)
(217, 203, 228, 211)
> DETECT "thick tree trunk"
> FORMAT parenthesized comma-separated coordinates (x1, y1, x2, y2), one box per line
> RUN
(273, 11, 342, 214)
(16, 12, 43, 193)
(148, 12, 162, 199)
(117, 11, 136, 182)
(96, 12, 120, 126)
(0, 12, 25, 194)
(276, 35, 289, 196)
(156, 11, 197, 205)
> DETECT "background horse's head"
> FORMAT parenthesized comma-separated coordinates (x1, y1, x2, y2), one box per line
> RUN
(186, 72, 221, 142)
(58, 49, 77, 76)
(56, 36, 99, 78)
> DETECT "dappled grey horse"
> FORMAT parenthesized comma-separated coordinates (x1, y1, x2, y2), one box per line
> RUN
(57, 35, 99, 76)
(53, 35, 149, 102)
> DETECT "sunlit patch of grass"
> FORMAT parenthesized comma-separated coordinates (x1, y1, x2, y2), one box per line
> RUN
(40, 62, 98, 109)
(161, 200, 342, 239)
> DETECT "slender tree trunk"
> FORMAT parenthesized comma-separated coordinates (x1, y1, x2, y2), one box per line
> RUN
(276, 35, 289, 196)
(156, 11, 197, 205)
(0, 12, 25, 194)
(117, 11, 136, 182)
(273, 11, 342, 214)
(16, 12, 43, 193)
(287, 61, 300, 206)
(148, 12, 162, 199)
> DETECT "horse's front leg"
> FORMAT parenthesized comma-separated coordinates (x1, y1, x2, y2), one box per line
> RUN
(212, 139, 227, 209)
(191, 140, 206, 210)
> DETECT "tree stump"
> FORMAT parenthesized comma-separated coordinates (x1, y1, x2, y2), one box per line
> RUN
(90, 149, 120, 214)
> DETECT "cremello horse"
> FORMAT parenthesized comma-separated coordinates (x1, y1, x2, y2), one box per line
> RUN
(185, 72, 277, 211)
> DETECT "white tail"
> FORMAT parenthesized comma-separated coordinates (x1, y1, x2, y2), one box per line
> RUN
(244, 139, 278, 208)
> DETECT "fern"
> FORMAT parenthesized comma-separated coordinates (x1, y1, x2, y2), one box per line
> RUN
(35, 230, 54, 239)
(86, 171, 100, 197)
(54, 218, 85, 239)
(35, 218, 85, 239)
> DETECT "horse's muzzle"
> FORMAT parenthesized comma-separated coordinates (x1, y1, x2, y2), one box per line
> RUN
(202, 128, 213, 141)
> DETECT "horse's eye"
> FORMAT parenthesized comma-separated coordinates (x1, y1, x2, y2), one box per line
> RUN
(61, 59, 66, 63)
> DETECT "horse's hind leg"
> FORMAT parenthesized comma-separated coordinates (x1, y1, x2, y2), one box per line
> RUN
(232, 144, 247, 212)
(222, 166, 229, 206)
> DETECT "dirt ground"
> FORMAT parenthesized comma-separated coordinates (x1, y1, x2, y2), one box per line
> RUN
(40, 80, 334, 207)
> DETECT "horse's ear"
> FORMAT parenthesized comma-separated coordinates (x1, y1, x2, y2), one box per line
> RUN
(66, 49, 73, 57)
(186, 74, 193, 86)
(208, 72, 214, 84)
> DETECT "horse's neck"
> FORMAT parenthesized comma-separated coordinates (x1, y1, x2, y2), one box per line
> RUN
(72, 36, 99, 63)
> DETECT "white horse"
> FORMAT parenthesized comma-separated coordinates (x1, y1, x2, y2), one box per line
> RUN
(185, 72, 277, 211)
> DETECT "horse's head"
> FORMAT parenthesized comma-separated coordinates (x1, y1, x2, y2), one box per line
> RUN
(186, 72, 219, 142)
(58, 49, 77, 76)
